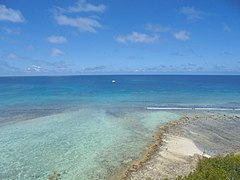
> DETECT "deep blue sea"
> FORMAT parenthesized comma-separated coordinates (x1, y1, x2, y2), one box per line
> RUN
(1, 75, 240, 179)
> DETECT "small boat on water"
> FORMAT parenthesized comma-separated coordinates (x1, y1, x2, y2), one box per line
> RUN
(112, 80, 116, 83)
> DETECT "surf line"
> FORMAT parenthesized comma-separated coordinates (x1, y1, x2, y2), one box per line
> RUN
(146, 107, 240, 111)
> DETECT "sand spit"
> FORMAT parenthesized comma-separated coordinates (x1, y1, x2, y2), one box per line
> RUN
(114, 117, 189, 180)
(125, 111, 240, 180)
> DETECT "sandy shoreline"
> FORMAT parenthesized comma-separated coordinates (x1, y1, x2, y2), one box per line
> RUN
(119, 111, 240, 180)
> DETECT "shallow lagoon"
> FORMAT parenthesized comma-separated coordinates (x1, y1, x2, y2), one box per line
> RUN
(0, 107, 180, 179)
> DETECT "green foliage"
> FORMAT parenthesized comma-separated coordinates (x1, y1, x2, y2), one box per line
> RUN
(178, 153, 240, 180)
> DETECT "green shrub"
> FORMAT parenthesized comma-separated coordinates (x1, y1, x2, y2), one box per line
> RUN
(179, 153, 240, 180)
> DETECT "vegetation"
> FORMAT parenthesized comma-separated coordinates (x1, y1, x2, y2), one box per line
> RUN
(177, 153, 240, 180)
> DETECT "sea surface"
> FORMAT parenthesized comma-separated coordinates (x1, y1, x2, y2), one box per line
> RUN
(1, 75, 240, 179)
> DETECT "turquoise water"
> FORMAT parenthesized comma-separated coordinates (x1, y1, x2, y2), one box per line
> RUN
(1, 75, 240, 179)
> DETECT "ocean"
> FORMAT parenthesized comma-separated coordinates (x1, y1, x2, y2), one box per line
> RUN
(1, 75, 240, 179)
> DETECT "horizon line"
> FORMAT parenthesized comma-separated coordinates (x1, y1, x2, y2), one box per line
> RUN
(1, 73, 240, 78)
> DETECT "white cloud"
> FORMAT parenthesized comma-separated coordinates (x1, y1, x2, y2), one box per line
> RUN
(0, 60, 20, 72)
(52, 0, 106, 33)
(0, 4, 25, 23)
(145, 24, 171, 32)
(83, 65, 106, 72)
(5, 52, 30, 60)
(223, 23, 231, 32)
(51, 48, 64, 57)
(67, 0, 106, 13)
(47, 36, 67, 43)
(54, 14, 102, 33)
(180, 7, 205, 21)
(26, 65, 42, 72)
(7, 53, 19, 60)
(174, 31, 190, 41)
(3, 27, 20, 34)
(115, 32, 159, 44)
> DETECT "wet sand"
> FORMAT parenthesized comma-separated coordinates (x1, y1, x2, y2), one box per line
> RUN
(124, 111, 240, 180)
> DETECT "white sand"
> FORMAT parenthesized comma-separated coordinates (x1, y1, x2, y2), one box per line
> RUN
(164, 135, 210, 158)
(128, 135, 210, 180)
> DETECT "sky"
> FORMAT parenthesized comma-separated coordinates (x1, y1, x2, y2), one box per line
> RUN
(0, 0, 240, 75)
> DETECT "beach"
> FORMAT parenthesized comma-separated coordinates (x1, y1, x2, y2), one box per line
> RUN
(125, 110, 240, 180)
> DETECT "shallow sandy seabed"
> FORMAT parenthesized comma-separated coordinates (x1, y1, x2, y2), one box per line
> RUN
(125, 111, 240, 180)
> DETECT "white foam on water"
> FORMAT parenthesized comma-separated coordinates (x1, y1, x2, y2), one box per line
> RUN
(147, 107, 240, 111)
(194, 108, 237, 111)
(147, 107, 192, 110)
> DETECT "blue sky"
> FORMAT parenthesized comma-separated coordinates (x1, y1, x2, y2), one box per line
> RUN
(0, 0, 240, 75)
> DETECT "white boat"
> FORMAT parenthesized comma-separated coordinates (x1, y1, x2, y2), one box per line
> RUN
(112, 80, 116, 83)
